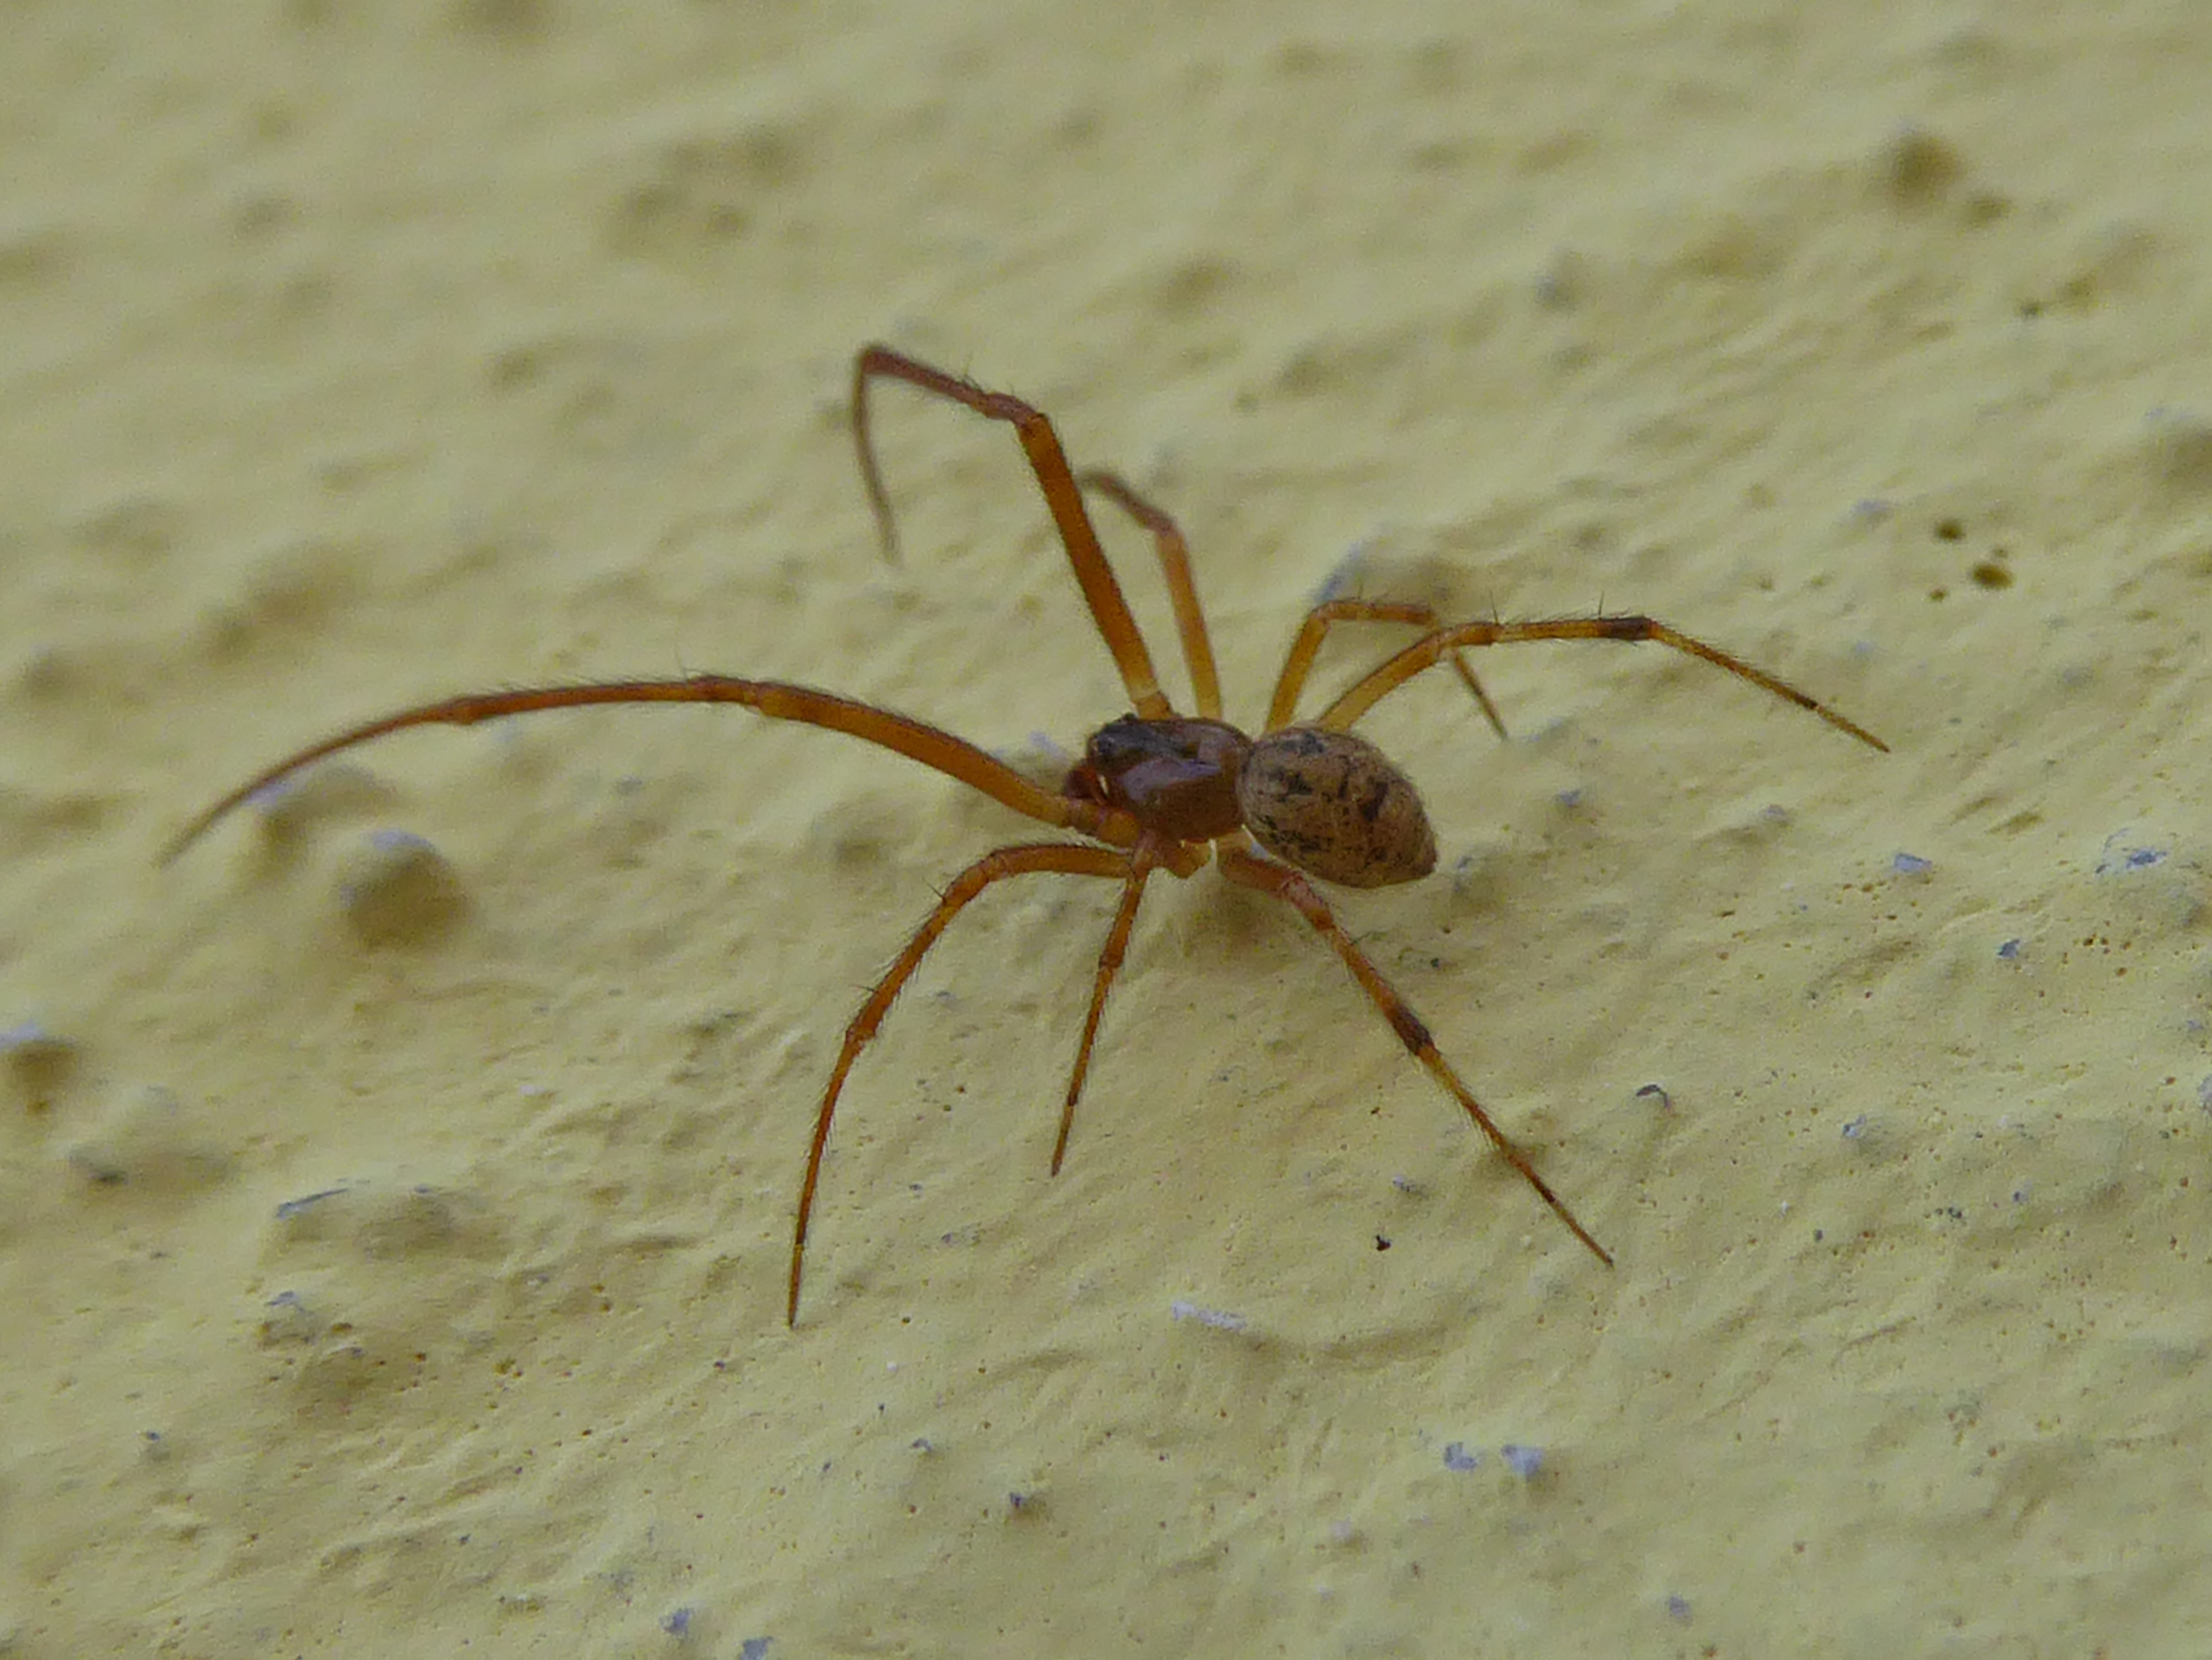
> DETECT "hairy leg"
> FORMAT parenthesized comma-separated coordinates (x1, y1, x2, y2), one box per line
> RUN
(1075, 468, 1222, 721)
(161, 677, 1146, 865)
(789, 840, 1139, 1325)
(1266, 598, 1506, 737)
(1215, 842, 1613, 1267)
(1313, 613, 1885, 750)
(1051, 832, 1171, 1174)
(852, 346, 1174, 719)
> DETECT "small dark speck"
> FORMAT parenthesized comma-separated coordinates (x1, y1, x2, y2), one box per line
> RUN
(275, 1186, 350, 1220)
(1533, 253, 1584, 308)
(1374, 1233, 1391, 1251)
(1841, 1115, 1867, 1140)
(1391, 1174, 1423, 1195)
(1316, 553, 1364, 604)
(1501, 1443, 1544, 1480)
(1812, 1228, 1824, 1242)
(2096, 832, 2169, 875)
(1442, 1443, 1481, 1472)
(1668, 1595, 1693, 1622)
(1996, 938, 2022, 960)
(1635, 1082, 1670, 1110)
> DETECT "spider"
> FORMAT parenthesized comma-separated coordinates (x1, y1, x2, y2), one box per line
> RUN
(165, 344, 1886, 1325)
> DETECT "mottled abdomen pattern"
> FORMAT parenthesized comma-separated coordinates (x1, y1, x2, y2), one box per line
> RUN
(1235, 727, 1437, 888)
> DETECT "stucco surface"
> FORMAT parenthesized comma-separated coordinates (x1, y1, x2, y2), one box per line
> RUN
(4, 4, 2210, 1654)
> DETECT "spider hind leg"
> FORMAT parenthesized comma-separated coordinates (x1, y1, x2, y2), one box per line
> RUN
(1215, 843, 1613, 1267)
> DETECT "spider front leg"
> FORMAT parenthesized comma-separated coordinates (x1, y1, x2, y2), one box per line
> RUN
(1075, 469, 1222, 721)
(1052, 831, 1180, 1174)
(851, 345, 1175, 720)
(1215, 842, 1613, 1267)
(158, 677, 1140, 866)
(788, 839, 1141, 1326)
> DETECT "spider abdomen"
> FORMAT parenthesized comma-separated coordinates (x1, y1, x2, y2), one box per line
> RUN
(1237, 726, 1436, 889)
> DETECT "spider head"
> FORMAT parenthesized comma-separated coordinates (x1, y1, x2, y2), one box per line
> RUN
(1068, 715, 1250, 844)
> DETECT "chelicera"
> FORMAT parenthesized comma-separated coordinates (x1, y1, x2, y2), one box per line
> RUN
(165, 344, 1887, 1325)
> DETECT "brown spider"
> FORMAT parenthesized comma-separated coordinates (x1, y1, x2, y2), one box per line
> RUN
(164, 345, 1886, 1325)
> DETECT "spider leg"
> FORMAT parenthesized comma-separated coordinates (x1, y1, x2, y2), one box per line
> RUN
(1266, 599, 1506, 738)
(1313, 613, 1886, 750)
(161, 677, 1143, 864)
(1073, 469, 1222, 721)
(1215, 841, 1614, 1267)
(1050, 831, 1175, 1174)
(790, 840, 1137, 1326)
(851, 345, 1175, 720)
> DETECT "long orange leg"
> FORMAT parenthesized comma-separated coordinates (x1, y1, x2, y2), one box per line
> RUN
(1313, 614, 1888, 751)
(852, 346, 1174, 719)
(789, 840, 1137, 1325)
(1050, 831, 1169, 1174)
(1266, 599, 1506, 738)
(160, 677, 1143, 865)
(1073, 469, 1222, 721)
(1216, 842, 1613, 1267)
